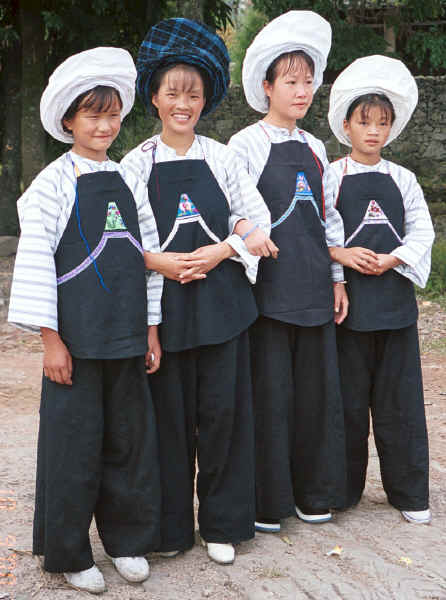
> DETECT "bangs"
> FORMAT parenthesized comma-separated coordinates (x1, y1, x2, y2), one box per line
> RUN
(346, 93, 396, 124)
(266, 51, 315, 84)
(359, 102, 393, 124)
(78, 86, 123, 113)
(164, 66, 204, 94)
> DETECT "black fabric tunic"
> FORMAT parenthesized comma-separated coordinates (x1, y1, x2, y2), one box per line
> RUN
(335, 170, 429, 511)
(249, 136, 346, 519)
(34, 170, 161, 572)
(147, 157, 256, 550)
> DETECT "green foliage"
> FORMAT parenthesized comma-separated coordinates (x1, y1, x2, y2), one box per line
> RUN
(405, 26, 446, 70)
(249, 0, 446, 76)
(229, 8, 268, 84)
(420, 239, 446, 299)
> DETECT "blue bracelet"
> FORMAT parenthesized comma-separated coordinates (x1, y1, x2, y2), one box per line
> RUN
(241, 224, 259, 241)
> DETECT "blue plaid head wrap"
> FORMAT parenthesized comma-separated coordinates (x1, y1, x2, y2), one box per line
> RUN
(136, 18, 230, 116)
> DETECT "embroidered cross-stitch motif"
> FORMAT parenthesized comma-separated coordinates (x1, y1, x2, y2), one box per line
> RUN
(345, 199, 403, 246)
(57, 202, 143, 286)
(161, 193, 221, 251)
(271, 171, 325, 229)
(105, 201, 127, 231)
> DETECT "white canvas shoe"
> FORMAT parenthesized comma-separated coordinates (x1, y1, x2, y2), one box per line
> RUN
(111, 556, 150, 582)
(207, 542, 235, 565)
(295, 505, 332, 523)
(158, 550, 180, 558)
(401, 509, 432, 524)
(64, 565, 106, 594)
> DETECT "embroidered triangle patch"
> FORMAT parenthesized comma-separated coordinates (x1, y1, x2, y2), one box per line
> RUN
(294, 172, 313, 197)
(177, 193, 200, 219)
(364, 200, 389, 222)
(104, 202, 127, 231)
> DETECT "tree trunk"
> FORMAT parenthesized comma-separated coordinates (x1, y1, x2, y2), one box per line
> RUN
(176, 0, 203, 22)
(20, 0, 46, 189)
(0, 3, 21, 235)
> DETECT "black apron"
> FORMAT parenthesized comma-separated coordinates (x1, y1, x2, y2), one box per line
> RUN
(148, 158, 258, 352)
(55, 170, 148, 359)
(255, 139, 333, 326)
(336, 171, 418, 331)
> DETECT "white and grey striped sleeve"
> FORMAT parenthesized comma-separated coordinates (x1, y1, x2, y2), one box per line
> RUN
(390, 167, 435, 288)
(315, 145, 344, 283)
(216, 143, 271, 284)
(8, 182, 60, 332)
(131, 175, 163, 325)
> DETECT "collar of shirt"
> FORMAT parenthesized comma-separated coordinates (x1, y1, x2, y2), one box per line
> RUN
(68, 150, 115, 174)
(346, 155, 388, 173)
(259, 121, 306, 143)
(155, 135, 205, 160)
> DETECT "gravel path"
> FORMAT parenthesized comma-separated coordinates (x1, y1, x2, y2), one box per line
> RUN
(1, 300, 445, 600)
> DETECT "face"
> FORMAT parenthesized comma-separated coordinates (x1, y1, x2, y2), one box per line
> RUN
(263, 58, 314, 125)
(152, 66, 206, 138)
(343, 104, 392, 164)
(63, 95, 121, 161)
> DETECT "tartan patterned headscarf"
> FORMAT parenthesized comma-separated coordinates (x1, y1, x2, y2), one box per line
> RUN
(136, 18, 230, 116)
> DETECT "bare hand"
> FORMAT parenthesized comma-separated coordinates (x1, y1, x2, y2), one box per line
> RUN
(146, 325, 162, 374)
(234, 220, 279, 258)
(180, 243, 233, 280)
(333, 283, 349, 325)
(371, 254, 402, 276)
(145, 251, 207, 283)
(41, 328, 73, 385)
(330, 246, 380, 275)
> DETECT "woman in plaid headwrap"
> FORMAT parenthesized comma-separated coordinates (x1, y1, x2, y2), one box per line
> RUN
(122, 18, 276, 565)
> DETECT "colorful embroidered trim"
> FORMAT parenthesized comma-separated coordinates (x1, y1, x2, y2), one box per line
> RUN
(271, 171, 326, 229)
(345, 199, 403, 246)
(57, 231, 143, 285)
(105, 201, 127, 231)
(161, 193, 221, 251)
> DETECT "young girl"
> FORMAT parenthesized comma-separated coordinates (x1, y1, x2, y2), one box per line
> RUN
(122, 18, 275, 564)
(228, 10, 348, 532)
(327, 55, 434, 524)
(8, 47, 162, 593)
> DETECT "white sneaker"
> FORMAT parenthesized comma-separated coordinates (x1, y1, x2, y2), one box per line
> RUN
(401, 509, 432, 524)
(255, 520, 281, 533)
(207, 542, 235, 565)
(158, 550, 180, 558)
(111, 556, 150, 582)
(64, 565, 106, 594)
(295, 505, 332, 523)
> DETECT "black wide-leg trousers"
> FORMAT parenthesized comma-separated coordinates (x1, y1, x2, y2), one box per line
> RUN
(33, 356, 161, 573)
(149, 331, 255, 552)
(250, 316, 346, 520)
(336, 324, 429, 510)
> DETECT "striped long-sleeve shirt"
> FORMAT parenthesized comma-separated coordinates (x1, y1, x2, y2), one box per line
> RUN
(121, 134, 271, 284)
(228, 120, 345, 282)
(327, 156, 435, 288)
(8, 150, 163, 332)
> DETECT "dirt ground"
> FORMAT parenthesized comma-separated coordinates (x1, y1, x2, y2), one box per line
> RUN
(0, 301, 445, 600)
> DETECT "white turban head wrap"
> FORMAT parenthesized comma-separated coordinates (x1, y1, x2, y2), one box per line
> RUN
(328, 55, 418, 147)
(242, 10, 332, 114)
(40, 47, 136, 144)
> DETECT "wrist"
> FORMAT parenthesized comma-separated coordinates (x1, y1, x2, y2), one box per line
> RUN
(221, 241, 236, 259)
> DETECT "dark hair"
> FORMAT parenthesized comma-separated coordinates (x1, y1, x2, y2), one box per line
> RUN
(345, 93, 396, 125)
(62, 85, 123, 133)
(265, 50, 315, 85)
(148, 63, 212, 118)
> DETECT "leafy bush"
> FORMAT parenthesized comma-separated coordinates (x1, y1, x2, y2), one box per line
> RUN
(419, 239, 446, 299)
(229, 9, 268, 85)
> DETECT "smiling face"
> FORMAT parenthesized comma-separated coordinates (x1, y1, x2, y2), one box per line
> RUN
(263, 54, 314, 129)
(152, 65, 206, 139)
(343, 103, 393, 165)
(63, 89, 122, 161)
